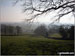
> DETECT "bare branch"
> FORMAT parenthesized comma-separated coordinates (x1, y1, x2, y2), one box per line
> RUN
(14, 0, 75, 23)
(33, 1, 75, 12)
(49, 10, 73, 25)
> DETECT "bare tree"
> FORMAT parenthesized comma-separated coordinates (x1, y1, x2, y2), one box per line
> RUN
(16, 26, 22, 35)
(13, 0, 75, 23)
(34, 24, 48, 38)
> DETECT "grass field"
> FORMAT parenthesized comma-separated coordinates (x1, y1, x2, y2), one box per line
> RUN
(1, 34, 74, 55)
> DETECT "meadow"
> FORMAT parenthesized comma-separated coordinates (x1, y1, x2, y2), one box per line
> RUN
(1, 34, 74, 55)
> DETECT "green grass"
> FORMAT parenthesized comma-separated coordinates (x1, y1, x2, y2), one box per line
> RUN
(50, 33, 62, 38)
(1, 34, 74, 55)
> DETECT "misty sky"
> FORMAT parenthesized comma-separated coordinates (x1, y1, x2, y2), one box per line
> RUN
(0, 0, 25, 23)
(0, 0, 74, 24)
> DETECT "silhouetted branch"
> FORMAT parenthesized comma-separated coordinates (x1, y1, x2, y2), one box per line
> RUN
(14, 0, 75, 23)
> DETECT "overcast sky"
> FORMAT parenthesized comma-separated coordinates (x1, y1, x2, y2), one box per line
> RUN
(0, 0, 74, 24)
(0, 0, 25, 23)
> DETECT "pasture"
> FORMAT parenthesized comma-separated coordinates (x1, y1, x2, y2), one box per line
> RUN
(1, 34, 74, 55)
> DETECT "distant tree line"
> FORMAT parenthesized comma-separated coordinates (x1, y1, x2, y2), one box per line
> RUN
(1, 24, 22, 36)
(34, 24, 74, 40)
(1, 24, 74, 40)
(34, 24, 59, 38)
